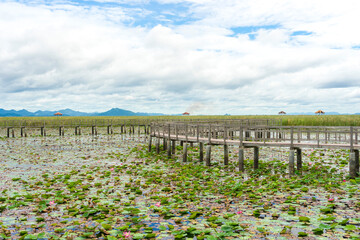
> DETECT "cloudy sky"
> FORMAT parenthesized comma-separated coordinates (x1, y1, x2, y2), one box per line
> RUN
(1, 0, 360, 115)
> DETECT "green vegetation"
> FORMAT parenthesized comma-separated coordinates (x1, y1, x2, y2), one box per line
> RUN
(1, 134, 360, 239)
(1, 114, 360, 127)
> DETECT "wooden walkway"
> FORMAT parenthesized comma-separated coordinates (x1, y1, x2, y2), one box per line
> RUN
(0, 118, 280, 137)
(149, 122, 360, 178)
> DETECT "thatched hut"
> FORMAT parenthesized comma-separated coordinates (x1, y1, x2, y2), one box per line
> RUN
(278, 111, 286, 115)
(315, 110, 325, 115)
(54, 112, 63, 116)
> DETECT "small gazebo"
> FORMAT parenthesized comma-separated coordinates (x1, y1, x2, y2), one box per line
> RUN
(315, 110, 325, 115)
(278, 111, 286, 115)
(54, 112, 63, 116)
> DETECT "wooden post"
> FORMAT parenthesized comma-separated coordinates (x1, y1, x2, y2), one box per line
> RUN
(7, 128, 10, 138)
(350, 127, 354, 151)
(239, 147, 244, 172)
(163, 138, 167, 151)
(254, 147, 259, 170)
(167, 140, 172, 158)
(197, 124, 199, 142)
(205, 145, 211, 166)
(350, 151, 356, 178)
(224, 144, 229, 165)
(21, 127, 24, 137)
(59, 127, 62, 136)
(148, 136, 152, 152)
(12, 128, 15, 138)
(296, 148, 302, 173)
(355, 150, 359, 176)
(171, 140, 176, 154)
(199, 142, 204, 162)
(289, 149, 295, 176)
(41, 127, 44, 136)
(156, 138, 160, 154)
(183, 142, 188, 162)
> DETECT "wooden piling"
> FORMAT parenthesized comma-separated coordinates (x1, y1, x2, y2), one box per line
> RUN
(199, 142, 204, 162)
(289, 149, 295, 175)
(148, 137, 152, 152)
(349, 151, 357, 178)
(156, 138, 160, 154)
(224, 144, 229, 165)
(296, 148, 302, 173)
(183, 142, 188, 162)
(167, 140, 172, 158)
(163, 138, 167, 151)
(254, 147, 259, 170)
(238, 147, 244, 172)
(205, 145, 211, 166)
(355, 150, 359, 176)
(171, 140, 176, 154)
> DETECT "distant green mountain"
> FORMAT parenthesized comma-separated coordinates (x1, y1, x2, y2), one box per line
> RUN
(0, 108, 164, 117)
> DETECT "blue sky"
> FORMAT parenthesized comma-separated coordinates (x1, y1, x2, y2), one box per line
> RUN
(1, 0, 360, 114)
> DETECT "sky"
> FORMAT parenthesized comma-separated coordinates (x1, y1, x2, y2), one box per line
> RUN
(1, 0, 360, 115)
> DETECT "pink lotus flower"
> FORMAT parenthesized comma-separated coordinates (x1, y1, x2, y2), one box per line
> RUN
(110, 168, 114, 171)
(328, 198, 334, 202)
(123, 231, 131, 239)
(343, 179, 346, 182)
(308, 162, 312, 165)
(155, 202, 161, 207)
(49, 201, 55, 205)
(236, 211, 243, 214)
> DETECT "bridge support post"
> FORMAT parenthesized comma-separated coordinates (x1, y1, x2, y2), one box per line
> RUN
(148, 136, 152, 152)
(21, 127, 24, 137)
(167, 140, 172, 158)
(183, 142, 188, 162)
(238, 147, 244, 172)
(199, 142, 204, 162)
(289, 149, 295, 175)
(59, 127, 62, 136)
(350, 151, 357, 178)
(296, 148, 302, 173)
(180, 141, 183, 147)
(156, 138, 160, 154)
(163, 138, 167, 151)
(7, 128, 10, 138)
(205, 145, 211, 166)
(355, 150, 359, 176)
(254, 147, 259, 170)
(172, 140, 176, 154)
(224, 144, 229, 165)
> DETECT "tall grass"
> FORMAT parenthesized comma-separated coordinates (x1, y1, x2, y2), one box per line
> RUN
(0, 115, 360, 127)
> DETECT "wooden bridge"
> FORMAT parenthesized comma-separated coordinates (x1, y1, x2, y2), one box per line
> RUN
(0, 118, 280, 137)
(148, 122, 360, 178)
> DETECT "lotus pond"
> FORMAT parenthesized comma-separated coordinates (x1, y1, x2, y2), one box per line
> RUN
(0, 134, 360, 240)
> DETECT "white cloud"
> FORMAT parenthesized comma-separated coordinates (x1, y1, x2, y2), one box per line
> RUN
(0, 0, 360, 114)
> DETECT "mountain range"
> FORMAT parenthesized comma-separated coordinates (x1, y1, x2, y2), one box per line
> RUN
(0, 108, 165, 117)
